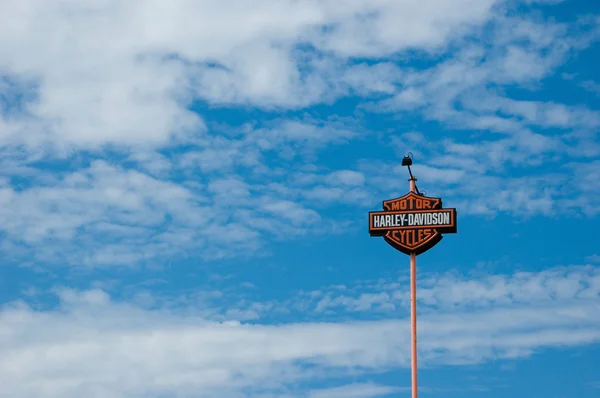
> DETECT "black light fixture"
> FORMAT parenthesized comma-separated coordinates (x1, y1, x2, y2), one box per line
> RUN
(401, 153, 415, 180)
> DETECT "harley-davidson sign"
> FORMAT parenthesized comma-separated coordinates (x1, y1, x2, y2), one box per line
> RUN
(369, 192, 457, 255)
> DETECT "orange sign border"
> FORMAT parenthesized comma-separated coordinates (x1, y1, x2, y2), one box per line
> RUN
(368, 192, 457, 255)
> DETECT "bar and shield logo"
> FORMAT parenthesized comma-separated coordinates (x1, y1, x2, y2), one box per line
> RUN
(368, 192, 457, 255)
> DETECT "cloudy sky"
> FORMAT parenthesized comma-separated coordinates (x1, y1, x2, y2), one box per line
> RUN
(1, 0, 600, 397)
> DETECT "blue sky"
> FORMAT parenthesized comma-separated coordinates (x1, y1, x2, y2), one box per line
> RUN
(1, 0, 599, 397)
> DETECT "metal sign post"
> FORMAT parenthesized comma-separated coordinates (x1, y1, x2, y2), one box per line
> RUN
(368, 154, 457, 398)
(410, 170, 418, 397)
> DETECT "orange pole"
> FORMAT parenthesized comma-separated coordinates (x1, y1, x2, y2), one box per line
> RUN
(410, 252, 418, 398)
(409, 177, 418, 398)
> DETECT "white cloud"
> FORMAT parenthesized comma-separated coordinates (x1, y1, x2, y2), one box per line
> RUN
(308, 383, 401, 398)
(0, 0, 499, 149)
(0, 125, 384, 266)
(297, 265, 600, 315)
(325, 170, 365, 187)
(369, 12, 600, 158)
(0, 158, 337, 265)
(2, 264, 599, 397)
(262, 200, 321, 225)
